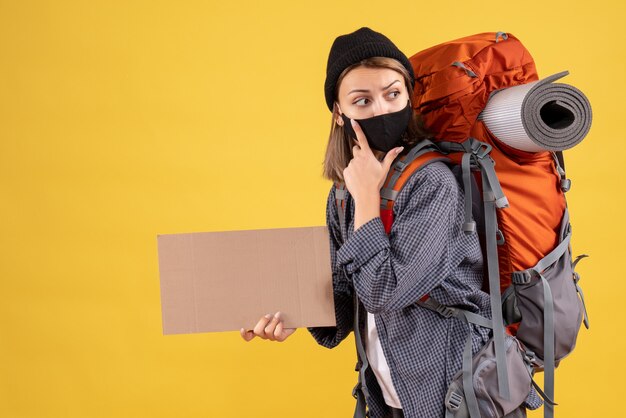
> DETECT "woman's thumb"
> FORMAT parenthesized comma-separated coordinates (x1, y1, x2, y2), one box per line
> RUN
(382, 146, 404, 171)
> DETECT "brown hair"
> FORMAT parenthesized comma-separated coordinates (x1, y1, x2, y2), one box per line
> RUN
(322, 56, 431, 183)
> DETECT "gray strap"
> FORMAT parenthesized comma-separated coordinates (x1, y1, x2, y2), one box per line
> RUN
(522, 341, 558, 408)
(381, 141, 441, 206)
(482, 172, 510, 401)
(495, 32, 508, 42)
(338, 187, 367, 418)
(438, 138, 508, 209)
(353, 386, 366, 418)
(531, 378, 557, 407)
(461, 152, 476, 234)
(437, 140, 469, 154)
(532, 231, 571, 274)
(519, 346, 558, 407)
(417, 297, 493, 330)
(460, 311, 481, 418)
(380, 188, 399, 202)
(540, 274, 555, 418)
(352, 292, 369, 418)
(572, 254, 589, 270)
(460, 310, 493, 329)
(573, 254, 590, 328)
(336, 183, 347, 244)
(477, 154, 509, 208)
(514, 211, 572, 282)
(575, 280, 590, 329)
(391, 139, 438, 174)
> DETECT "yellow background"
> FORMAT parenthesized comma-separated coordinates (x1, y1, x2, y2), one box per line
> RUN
(0, 0, 623, 417)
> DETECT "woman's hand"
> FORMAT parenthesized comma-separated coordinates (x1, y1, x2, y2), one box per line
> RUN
(342, 119, 404, 203)
(240, 312, 296, 342)
(343, 119, 404, 230)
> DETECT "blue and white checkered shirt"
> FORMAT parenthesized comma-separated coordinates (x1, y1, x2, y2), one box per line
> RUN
(308, 161, 540, 418)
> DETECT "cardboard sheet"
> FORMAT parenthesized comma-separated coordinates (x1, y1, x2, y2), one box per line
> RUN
(157, 225, 336, 334)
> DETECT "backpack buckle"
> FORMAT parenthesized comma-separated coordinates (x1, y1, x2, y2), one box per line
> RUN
(447, 391, 463, 410)
(512, 270, 533, 285)
(463, 221, 476, 234)
(393, 159, 408, 172)
(436, 304, 457, 318)
(469, 140, 492, 159)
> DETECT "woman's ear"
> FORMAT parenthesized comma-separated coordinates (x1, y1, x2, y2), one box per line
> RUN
(334, 102, 344, 126)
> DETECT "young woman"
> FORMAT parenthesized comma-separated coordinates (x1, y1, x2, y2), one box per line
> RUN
(240, 27, 495, 418)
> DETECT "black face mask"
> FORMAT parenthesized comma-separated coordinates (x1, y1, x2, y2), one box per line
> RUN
(340, 100, 413, 152)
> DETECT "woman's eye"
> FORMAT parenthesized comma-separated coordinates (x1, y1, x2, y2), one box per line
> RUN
(353, 91, 400, 106)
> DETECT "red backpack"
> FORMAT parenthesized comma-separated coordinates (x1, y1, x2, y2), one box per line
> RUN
(339, 32, 590, 418)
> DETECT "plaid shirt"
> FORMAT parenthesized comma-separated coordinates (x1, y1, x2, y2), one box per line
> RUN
(308, 162, 539, 418)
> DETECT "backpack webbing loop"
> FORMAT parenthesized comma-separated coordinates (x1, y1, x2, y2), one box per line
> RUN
(495, 32, 509, 43)
(451, 61, 478, 78)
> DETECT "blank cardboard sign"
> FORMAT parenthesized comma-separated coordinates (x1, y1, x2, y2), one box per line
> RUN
(157, 226, 336, 334)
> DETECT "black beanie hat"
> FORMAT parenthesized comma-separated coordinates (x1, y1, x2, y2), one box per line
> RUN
(324, 27, 415, 112)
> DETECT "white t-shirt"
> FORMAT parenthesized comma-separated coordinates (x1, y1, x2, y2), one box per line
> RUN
(365, 311, 402, 409)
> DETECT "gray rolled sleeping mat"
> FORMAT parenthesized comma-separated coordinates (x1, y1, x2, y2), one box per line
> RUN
(478, 71, 592, 152)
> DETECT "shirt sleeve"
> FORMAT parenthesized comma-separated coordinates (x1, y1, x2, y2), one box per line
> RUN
(336, 163, 464, 314)
(306, 185, 355, 349)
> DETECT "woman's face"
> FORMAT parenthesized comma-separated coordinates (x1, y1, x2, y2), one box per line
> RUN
(335, 66, 410, 124)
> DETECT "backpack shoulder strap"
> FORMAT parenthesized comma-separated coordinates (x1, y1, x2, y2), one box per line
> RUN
(334, 140, 448, 236)
(379, 140, 448, 233)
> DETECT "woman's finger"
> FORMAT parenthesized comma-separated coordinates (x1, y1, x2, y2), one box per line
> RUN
(274, 314, 297, 342)
(253, 313, 273, 339)
(263, 313, 281, 341)
(240, 328, 256, 342)
(381, 146, 404, 173)
(350, 119, 372, 155)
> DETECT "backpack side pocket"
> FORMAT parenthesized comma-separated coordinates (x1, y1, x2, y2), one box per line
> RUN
(512, 209, 584, 364)
(445, 335, 534, 418)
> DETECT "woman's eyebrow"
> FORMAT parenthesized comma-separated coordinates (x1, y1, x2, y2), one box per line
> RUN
(348, 80, 401, 95)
